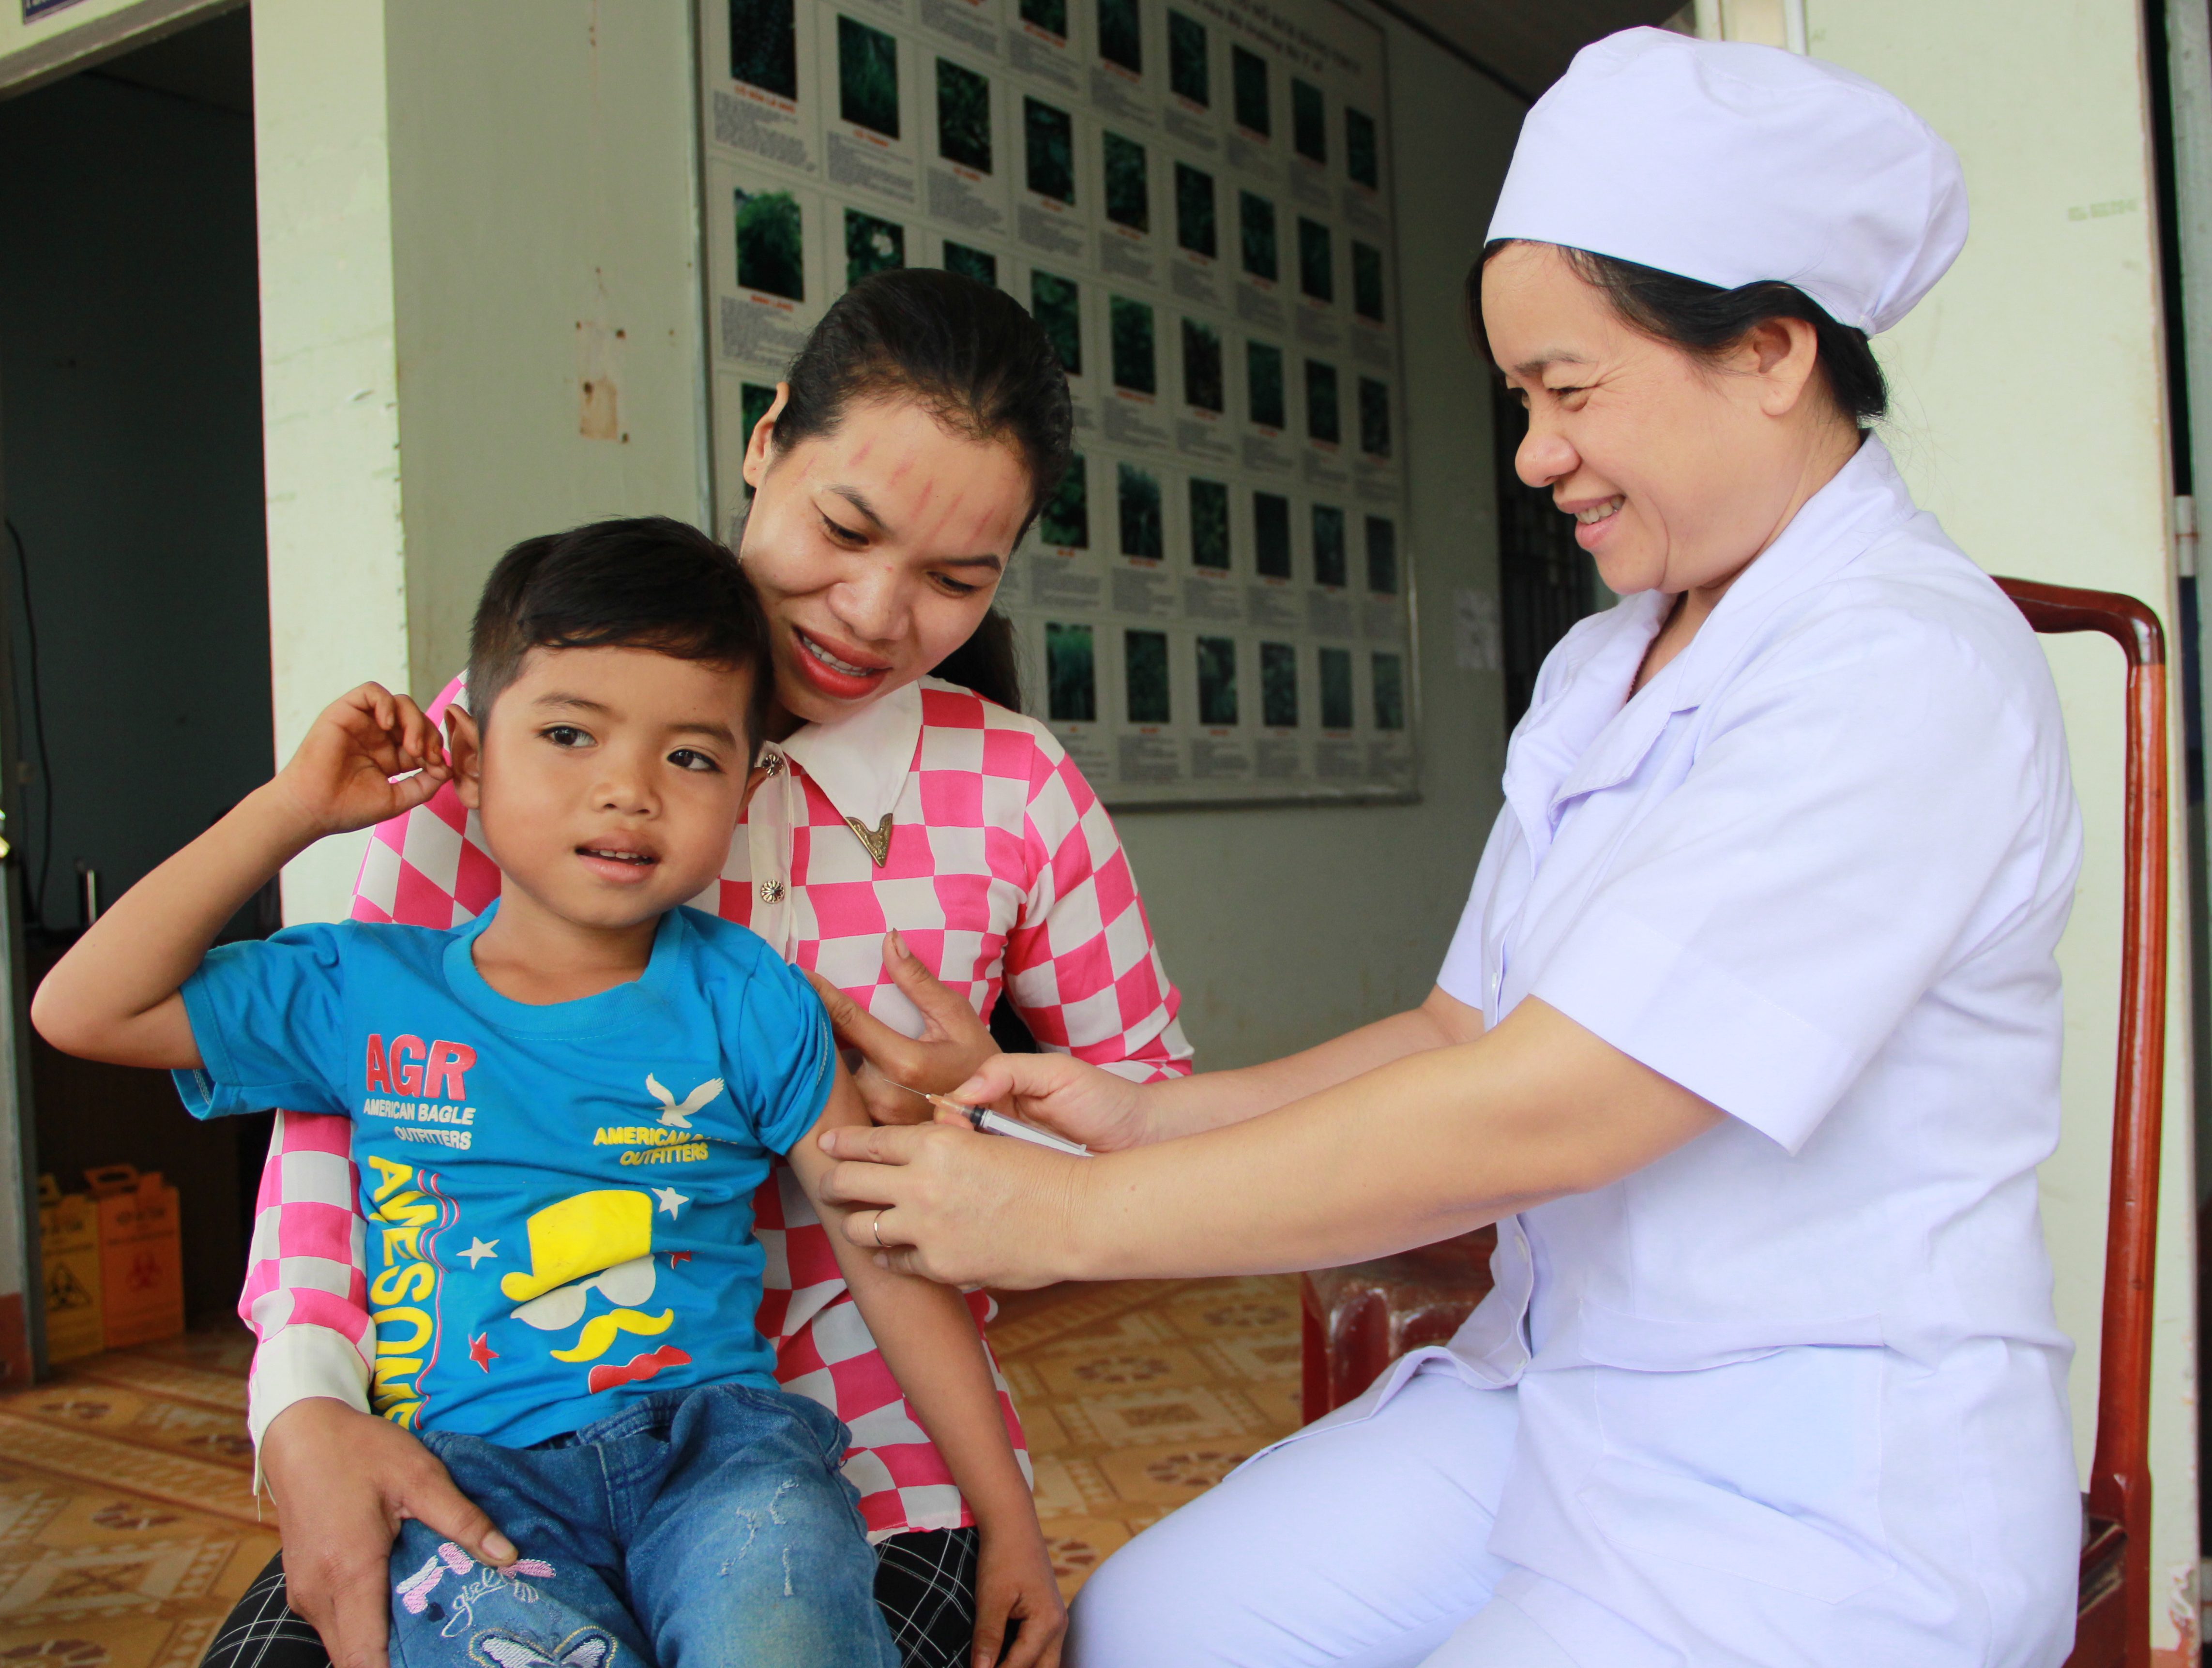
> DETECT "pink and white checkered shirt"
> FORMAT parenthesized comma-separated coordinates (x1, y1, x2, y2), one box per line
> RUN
(241, 675, 1192, 1539)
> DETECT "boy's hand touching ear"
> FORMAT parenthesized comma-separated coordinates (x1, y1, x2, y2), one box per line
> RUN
(273, 684, 452, 839)
(33, 681, 452, 1070)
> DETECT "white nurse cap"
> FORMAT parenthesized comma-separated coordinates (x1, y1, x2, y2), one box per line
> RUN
(1486, 27, 1966, 335)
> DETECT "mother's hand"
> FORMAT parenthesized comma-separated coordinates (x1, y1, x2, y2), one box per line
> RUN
(816, 1117, 1087, 1289)
(805, 930, 998, 1126)
(261, 1397, 515, 1668)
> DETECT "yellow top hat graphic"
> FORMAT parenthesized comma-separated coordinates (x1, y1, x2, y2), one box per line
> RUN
(500, 1191, 654, 1304)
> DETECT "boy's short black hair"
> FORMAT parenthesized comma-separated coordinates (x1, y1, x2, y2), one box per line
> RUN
(468, 517, 773, 754)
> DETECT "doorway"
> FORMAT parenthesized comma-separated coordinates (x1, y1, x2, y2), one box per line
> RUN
(0, 4, 275, 1350)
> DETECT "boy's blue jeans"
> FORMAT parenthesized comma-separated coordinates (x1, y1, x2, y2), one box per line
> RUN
(387, 1383, 898, 1668)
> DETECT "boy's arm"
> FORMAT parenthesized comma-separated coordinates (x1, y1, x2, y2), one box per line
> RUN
(32, 684, 448, 1068)
(787, 1063, 1064, 1668)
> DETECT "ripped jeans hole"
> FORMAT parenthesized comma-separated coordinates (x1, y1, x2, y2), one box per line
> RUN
(767, 1478, 799, 1528)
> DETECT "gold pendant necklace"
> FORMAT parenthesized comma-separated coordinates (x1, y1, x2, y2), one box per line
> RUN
(846, 813, 894, 867)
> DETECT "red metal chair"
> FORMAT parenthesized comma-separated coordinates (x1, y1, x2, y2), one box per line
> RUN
(1298, 576, 2169, 1668)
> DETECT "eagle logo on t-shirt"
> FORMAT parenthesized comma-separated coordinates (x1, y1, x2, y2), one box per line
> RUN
(646, 1074, 725, 1130)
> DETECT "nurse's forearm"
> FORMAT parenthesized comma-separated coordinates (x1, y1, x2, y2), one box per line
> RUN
(1139, 984, 1485, 1142)
(1062, 998, 1720, 1279)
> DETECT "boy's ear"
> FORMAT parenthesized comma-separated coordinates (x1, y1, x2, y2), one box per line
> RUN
(444, 706, 485, 809)
(739, 382, 790, 496)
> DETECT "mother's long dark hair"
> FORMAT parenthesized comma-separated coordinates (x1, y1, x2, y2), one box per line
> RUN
(776, 268, 1073, 714)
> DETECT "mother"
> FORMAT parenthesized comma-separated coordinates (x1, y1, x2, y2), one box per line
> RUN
(824, 32, 2084, 1668)
(210, 270, 1189, 1668)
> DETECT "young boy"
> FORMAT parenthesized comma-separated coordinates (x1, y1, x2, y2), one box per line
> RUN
(33, 519, 1053, 1668)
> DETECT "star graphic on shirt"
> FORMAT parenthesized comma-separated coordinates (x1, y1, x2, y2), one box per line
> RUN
(653, 1186, 690, 1219)
(667, 1250, 693, 1268)
(469, 1334, 497, 1372)
(458, 1238, 499, 1268)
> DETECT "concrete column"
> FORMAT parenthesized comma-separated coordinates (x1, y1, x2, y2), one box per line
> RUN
(253, 0, 411, 925)
(251, 0, 708, 925)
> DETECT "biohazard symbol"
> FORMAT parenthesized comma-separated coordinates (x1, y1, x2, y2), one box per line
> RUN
(45, 1263, 94, 1311)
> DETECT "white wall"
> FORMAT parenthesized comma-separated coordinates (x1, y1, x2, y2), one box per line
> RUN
(1811, 0, 2201, 1654)
(381, 1, 710, 690)
(254, 0, 411, 922)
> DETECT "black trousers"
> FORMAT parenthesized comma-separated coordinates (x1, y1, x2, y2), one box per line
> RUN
(203, 1529, 981, 1668)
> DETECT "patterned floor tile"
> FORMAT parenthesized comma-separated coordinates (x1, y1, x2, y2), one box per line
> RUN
(61, 1362, 246, 1420)
(3, 1396, 253, 1474)
(1029, 1342, 1213, 1398)
(1192, 1332, 1305, 1382)
(1057, 1382, 1272, 1449)
(0, 1324, 276, 1668)
(0, 1538, 237, 1625)
(1156, 1282, 1303, 1338)
(0, 1279, 1307, 1641)
(0, 1418, 258, 1528)
(1092, 1441, 1269, 1505)
(0, 1612, 221, 1668)
(989, 1275, 1306, 1595)
(1035, 1516, 1131, 1600)
(129, 1333, 254, 1377)
(1010, 1400, 1071, 1457)
(1024, 1456, 1095, 1521)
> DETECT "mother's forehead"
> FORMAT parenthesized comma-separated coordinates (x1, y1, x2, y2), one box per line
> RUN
(790, 420, 1028, 533)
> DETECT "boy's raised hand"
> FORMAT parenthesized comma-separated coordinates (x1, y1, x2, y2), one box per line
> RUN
(31, 682, 451, 1071)
(272, 683, 452, 838)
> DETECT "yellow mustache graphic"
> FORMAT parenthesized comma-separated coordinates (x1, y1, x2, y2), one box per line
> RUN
(550, 1308, 675, 1363)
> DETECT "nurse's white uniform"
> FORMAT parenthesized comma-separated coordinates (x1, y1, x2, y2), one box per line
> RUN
(1068, 30, 2082, 1667)
(1067, 434, 2083, 1667)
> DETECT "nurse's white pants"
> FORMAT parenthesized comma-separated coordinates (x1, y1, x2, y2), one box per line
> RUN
(1068, 1346, 2075, 1667)
(1066, 1373, 1588, 1668)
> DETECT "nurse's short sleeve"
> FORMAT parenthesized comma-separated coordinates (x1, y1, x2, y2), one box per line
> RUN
(720, 938, 838, 1155)
(1436, 807, 1521, 1012)
(1530, 609, 2056, 1154)
(175, 925, 353, 1119)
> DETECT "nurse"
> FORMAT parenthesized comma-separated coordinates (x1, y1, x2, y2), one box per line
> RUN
(817, 29, 2085, 1668)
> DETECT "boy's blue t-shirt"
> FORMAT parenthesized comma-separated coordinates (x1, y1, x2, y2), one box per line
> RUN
(175, 904, 835, 1448)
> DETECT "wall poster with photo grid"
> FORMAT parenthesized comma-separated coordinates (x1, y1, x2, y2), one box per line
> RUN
(698, 0, 1415, 804)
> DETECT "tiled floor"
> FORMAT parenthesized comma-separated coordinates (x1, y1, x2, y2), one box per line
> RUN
(0, 1274, 1305, 1662)
(990, 1274, 1306, 1599)
(0, 1326, 276, 1668)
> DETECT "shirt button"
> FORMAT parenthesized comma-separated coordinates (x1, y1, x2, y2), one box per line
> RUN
(758, 879, 785, 904)
(762, 753, 784, 775)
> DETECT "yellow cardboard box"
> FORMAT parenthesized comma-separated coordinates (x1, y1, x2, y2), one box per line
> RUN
(37, 1174, 103, 1361)
(85, 1166, 183, 1350)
